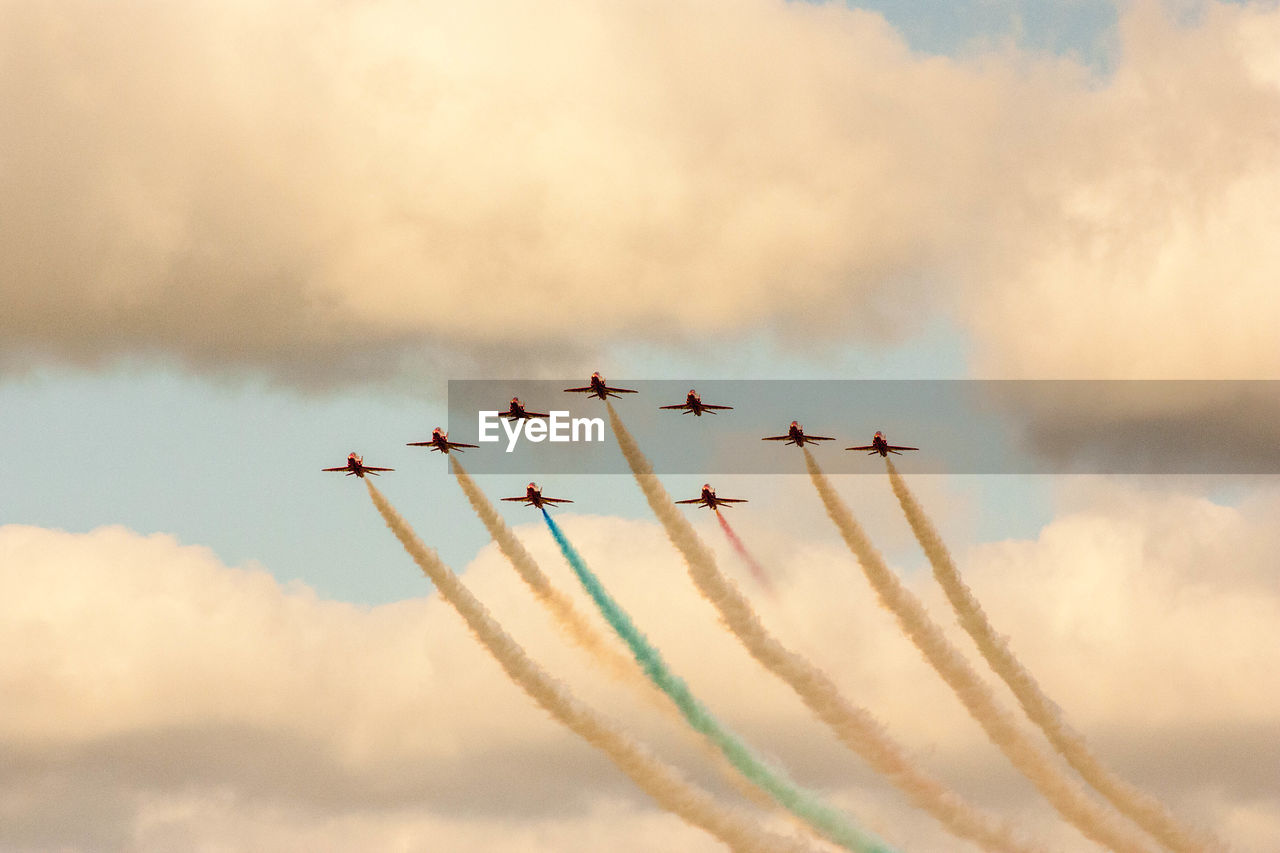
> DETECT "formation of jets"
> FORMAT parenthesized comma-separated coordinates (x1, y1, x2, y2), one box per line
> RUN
(676, 484, 748, 510)
(325, 373, 919, 511)
(323, 452, 394, 478)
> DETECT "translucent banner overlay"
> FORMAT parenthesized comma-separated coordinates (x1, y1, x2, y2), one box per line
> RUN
(445, 380, 1280, 475)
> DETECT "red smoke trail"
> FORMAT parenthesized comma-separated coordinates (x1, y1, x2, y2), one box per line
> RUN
(716, 510, 774, 594)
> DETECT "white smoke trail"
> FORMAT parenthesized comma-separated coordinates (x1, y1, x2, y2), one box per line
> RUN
(452, 461, 793, 822)
(606, 404, 1046, 853)
(885, 459, 1225, 853)
(453, 461, 635, 680)
(366, 481, 816, 853)
(804, 451, 1156, 853)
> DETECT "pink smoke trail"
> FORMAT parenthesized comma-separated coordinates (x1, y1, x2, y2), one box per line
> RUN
(452, 460, 791, 819)
(716, 511, 774, 594)
(606, 403, 1046, 853)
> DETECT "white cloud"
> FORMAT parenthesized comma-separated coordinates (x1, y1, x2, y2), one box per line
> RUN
(3, 477, 1277, 849)
(964, 1, 1280, 380)
(11, 1, 1277, 383)
(1, 0, 976, 380)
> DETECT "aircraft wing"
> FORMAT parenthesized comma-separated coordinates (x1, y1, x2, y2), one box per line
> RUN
(846, 445, 876, 451)
(702, 404, 733, 410)
(500, 497, 529, 503)
(674, 498, 703, 504)
(887, 445, 919, 452)
(525, 412, 549, 418)
(761, 435, 791, 441)
(322, 466, 349, 472)
(406, 440, 432, 446)
(541, 497, 574, 504)
(450, 441, 480, 449)
(807, 435, 836, 441)
(364, 466, 394, 472)
(717, 498, 748, 503)
(606, 387, 638, 395)
(659, 403, 688, 410)
(563, 385, 594, 393)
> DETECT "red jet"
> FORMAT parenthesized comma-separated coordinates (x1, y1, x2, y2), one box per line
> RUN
(501, 483, 574, 509)
(762, 421, 835, 447)
(847, 431, 919, 456)
(563, 372, 637, 400)
(323, 452, 394, 478)
(675, 483, 748, 510)
(500, 397, 549, 420)
(407, 427, 479, 454)
(660, 389, 733, 416)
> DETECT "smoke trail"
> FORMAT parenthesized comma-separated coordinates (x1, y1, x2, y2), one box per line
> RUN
(452, 461, 787, 819)
(452, 461, 635, 680)
(541, 510, 892, 853)
(716, 511, 774, 594)
(804, 450, 1156, 853)
(885, 459, 1225, 853)
(606, 403, 1045, 853)
(365, 481, 814, 853)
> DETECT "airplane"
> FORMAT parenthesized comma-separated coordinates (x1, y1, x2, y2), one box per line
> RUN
(761, 421, 836, 447)
(563, 371, 638, 400)
(675, 483, 748, 510)
(501, 482, 574, 509)
(407, 427, 479, 454)
(660, 389, 733, 416)
(323, 452, 394, 478)
(847, 431, 919, 456)
(499, 397, 549, 420)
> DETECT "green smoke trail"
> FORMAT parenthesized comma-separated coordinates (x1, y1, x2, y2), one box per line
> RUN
(365, 482, 811, 853)
(540, 509, 894, 853)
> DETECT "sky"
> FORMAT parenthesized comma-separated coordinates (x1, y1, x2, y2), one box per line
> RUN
(2, 0, 1279, 850)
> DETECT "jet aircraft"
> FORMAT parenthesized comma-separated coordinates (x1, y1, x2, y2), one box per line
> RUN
(323, 452, 394, 478)
(501, 483, 574, 509)
(563, 372, 637, 400)
(676, 483, 748, 510)
(847, 431, 919, 456)
(660, 389, 733, 416)
(499, 397, 549, 420)
(407, 428, 479, 454)
(762, 421, 835, 447)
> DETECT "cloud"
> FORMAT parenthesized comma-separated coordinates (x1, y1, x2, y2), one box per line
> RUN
(963, 1, 1280, 381)
(11, 0, 1273, 385)
(6, 1, 1277, 384)
(0, 0, 967, 381)
(3, 478, 1278, 850)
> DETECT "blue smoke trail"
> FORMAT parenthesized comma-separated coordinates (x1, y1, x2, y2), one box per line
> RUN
(541, 509, 894, 853)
